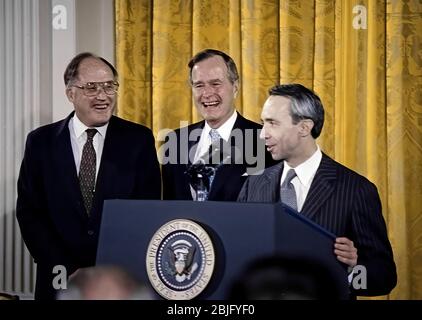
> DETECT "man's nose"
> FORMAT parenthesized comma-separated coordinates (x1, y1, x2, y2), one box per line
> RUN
(95, 87, 107, 99)
(259, 127, 266, 140)
(202, 84, 215, 96)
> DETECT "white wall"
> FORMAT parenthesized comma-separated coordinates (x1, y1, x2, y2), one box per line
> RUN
(52, 0, 115, 121)
(75, 0, 115, 64)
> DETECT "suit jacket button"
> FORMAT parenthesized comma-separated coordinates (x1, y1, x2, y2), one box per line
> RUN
(87, 230, 94, 236)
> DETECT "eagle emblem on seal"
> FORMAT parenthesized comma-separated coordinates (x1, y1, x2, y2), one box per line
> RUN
(165, 239, 199, 282)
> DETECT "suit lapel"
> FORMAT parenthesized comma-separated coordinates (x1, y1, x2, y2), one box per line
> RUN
(187, 121, 204, 165)
(231, 112, 245, 131)
(301, 154, 337, 220)
(51, 113, 86, 219)
(208, 114, 244, 198)
(264, 162, 284, 202)
(179, 121, 204, 200)
(92, 116, 121, 215)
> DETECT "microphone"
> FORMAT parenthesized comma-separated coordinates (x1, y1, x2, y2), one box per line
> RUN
(185, 139, 235, 200)
(195, 139, 235, 168)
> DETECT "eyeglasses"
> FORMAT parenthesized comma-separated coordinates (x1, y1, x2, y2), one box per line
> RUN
(70, 81, 119, 96)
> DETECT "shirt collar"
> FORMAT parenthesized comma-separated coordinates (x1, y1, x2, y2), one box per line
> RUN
(72, 113, 109, 139)
(283, 146, 322, 188)
(203, 110, 237, 142)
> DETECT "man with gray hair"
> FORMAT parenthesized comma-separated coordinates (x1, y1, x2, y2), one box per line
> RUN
(16, 52, 161, 299)
(162, 49, 276, 201)
(238, 83, 396, 297)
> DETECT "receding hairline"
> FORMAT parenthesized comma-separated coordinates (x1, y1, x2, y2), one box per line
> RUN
(78, 57, 114, 72)
(64, 52, 118, 85)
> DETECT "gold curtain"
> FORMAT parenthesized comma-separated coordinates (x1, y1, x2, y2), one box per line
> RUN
(115, 0, 422, 299)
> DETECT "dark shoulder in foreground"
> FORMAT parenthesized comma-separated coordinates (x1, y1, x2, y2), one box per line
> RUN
(164, 120, 205, 138)
(247, 153, 378, 188)
(249, 162, 282, 181)
(110, 115, 154, 135)
(236, 113, 262, 129)
(166, 112, 262, 136)
(323, 154, 377, 187)
(26, 115, 154, 140)
(24, 117, 70, 145)
(27, 118, 64, 135)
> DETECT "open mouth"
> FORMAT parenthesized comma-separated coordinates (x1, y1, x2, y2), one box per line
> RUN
(202, 101, 220, 108)
(93, 104, 109, 110)
(266, 145, 275, 152)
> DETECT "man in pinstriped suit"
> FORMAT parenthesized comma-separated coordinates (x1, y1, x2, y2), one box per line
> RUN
(238, 84, 396, 297)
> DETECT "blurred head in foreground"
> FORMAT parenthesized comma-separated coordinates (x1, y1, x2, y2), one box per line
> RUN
(57, 265, 153, 300)
(228, 255, 342, 300)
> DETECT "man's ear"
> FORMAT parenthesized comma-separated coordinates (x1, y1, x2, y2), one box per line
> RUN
(233, 80, 239, 98)
(299, 119, 314, 137)
(65, 87, 74, 103)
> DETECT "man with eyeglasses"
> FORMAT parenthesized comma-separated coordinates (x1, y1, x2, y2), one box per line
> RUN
(16, 52, 161, 300)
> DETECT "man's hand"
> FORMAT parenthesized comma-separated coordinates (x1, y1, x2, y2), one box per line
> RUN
(334, 237, 358, 267)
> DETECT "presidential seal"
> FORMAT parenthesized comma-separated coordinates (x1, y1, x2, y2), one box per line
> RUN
(146, 219, 215, 300)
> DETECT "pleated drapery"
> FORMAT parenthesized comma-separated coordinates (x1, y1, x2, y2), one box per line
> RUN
(115, 0, 422, 299)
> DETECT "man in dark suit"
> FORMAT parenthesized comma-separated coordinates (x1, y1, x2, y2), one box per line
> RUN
(238, 84, 396, 296)
(16, 52, 161, 299)
(162, 49, 275, 201)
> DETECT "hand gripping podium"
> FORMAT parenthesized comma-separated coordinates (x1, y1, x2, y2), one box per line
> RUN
(96, 200, 350, 299)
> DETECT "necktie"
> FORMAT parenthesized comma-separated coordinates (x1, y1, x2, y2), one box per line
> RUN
(79, 129, 97, 215)
(209, 129, 221, 144)
(208, 129, 221, 189)
(280, 169, 298, 211)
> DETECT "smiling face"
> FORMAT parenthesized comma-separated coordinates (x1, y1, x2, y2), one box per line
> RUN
(191, 56, 238, 128)
(260, 95, 316, 166)
(66, 57, 116, 127)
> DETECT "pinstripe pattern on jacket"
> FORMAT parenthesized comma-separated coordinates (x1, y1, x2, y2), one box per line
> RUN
(238, 153, 397, 296)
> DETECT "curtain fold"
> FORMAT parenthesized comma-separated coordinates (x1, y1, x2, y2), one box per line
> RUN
(115, 0, 153, 127)
(241, 0, 280, 121)
(192, 0, 231, 122)
(314, 0, 335, 153)
(115, 0, 422, 299)
(386, 0, 421, 299)
(152, 1, 193, 133)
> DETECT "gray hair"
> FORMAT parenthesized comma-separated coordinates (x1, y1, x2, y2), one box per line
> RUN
(64, 52, 118, 86)
(188, 49, 239, 84)
(268, 84, 325, 138)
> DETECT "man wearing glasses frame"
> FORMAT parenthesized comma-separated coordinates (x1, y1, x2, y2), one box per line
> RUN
(16, 52, 161, 300)
(69, 80, 120, 97)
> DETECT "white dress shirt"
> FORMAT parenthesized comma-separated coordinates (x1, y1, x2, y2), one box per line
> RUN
(193, 110, 238, 163)
(280, 146, 322, 212)
(190, 110, 238, 199)
(68, 114, 109, 179)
